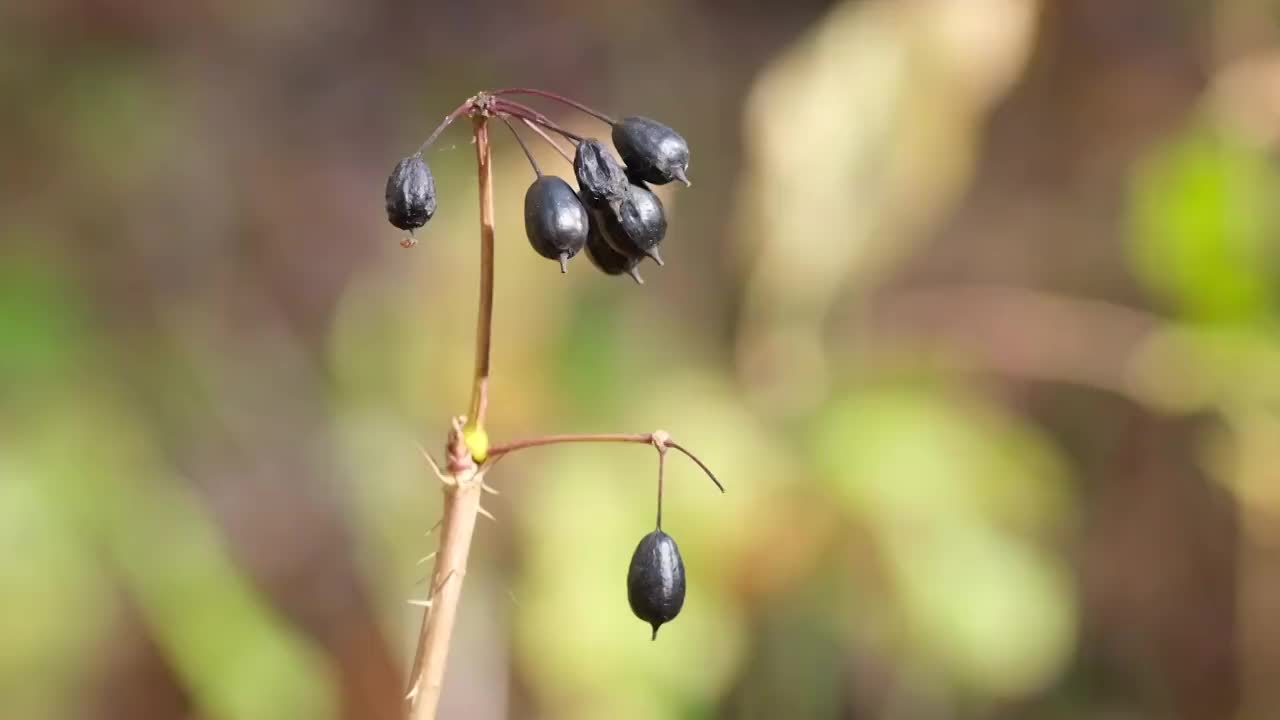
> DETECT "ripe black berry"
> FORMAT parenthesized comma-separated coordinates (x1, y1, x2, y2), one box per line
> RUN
(385, 155, 437, 231)
(584, 211, 644, 284)
(524, 176, 590, 272)
(601, 183, 667, 265)
(611, 116, 690, 187)
(627, 529, 686, 640)
(574, 139, 630, 208)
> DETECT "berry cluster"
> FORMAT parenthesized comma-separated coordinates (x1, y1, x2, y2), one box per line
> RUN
(385, 90, 690, 283)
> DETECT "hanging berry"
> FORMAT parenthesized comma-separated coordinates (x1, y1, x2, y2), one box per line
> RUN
(627, 529, 686, 640)
(385, 155, 437, 231)
(524, 176, 590, 272)
(574, 139, 631, 209)
(584, 211, 645, 284)
(611, 116, 691, 187)
(601, 182, 667, 266)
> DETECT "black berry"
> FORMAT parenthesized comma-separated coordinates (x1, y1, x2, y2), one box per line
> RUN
(611, 116, 690, 187)
(524, 176, 590, 272)
(584, 210, 644, 284)
(385, 155, 437, 231)
(601, 183, 667, 265)
(627, 529, 686, 640)
(574, 138, 630, 208)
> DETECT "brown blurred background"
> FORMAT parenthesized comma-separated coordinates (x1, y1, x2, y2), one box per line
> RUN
(4, 0, 1280, 718)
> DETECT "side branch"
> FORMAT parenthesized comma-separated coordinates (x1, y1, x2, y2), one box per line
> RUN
(487, 431, 724, 492)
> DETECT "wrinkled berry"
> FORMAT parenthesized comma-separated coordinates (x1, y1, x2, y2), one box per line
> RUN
(524, 176, 590, 272)
(584, 210, 644, 284)
(627, 529, 686, 640)
(385, 155, 437, 231)
(601, 183, 667, 265)
(574, 139, 630, 208)
(612, 116, 690, 187)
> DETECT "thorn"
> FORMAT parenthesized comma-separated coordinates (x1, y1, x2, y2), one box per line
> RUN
(431, 569, 458, 596)
(646, 246, 664, 266)
(481, 482, 500, 496)
(627, 267, 645, 285)
(407, 598, 432, 608)
(417, 551, 438, 565)
(424, 518, 442, 537)
(559, 253, 568, 273)
(478, 505, 497, 522)
(673, 166, 691, 187)
(406, 683, 419, 702)
(418, 443, 454, 486)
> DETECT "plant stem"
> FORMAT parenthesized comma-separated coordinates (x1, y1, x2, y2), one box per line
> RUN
(467, 115, 495, 431)
(488, 432, 725, 492)
(655, 448, 666, 530)
(405, 462, 483, 720)
(491, 87, 617, 125)
(415, 99, 475, 156)
(405, 114, 498, 720)
(498, 114, 541, 177)
(519, 117, 575, 165)
(489, 432, 654, 455)
(492, 99, 584, 142)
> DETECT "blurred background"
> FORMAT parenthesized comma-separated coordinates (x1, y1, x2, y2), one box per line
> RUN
(4, 0, 1280, 718)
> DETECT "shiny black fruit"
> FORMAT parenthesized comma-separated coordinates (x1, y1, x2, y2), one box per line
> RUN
(584, 211, 644, 284)
(385, 155, 437, 230)
(601, 183, 667, 266)
(524, 176, 590, 272)
(611, 116, 690, 187)
(574, 138, 630, 208)
(627, 530, 686, 640)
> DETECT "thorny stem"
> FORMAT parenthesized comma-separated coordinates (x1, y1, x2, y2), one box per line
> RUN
(405, 111, 498, 720)
(403, 92, 718, 720)
(491, 87, 617, 125)
(498, 114, 541, 177)
(488, 432, 724, 493)
(492, 98, 584, 142)
(519, 117, 575, 165)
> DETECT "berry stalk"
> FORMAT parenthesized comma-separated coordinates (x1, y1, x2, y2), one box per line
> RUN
(517, 117, 574, 165)
(498, 115, 542, 177)
(491, 87, 616, 125)
(492, 98, 583, 142)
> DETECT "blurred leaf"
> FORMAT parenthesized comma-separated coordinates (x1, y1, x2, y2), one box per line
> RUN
(811, 381, 1076, 696)
(1129, 121, 1280, 323)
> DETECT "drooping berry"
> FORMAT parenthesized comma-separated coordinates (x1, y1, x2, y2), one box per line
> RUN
(574, 138, 630, 208)
(385, 155, 437, 231)
(612, 116, 690, 187)
(627, 529, 686, 640)
(584, 210, 644, 284)
(524, 176, 590, 272)
(601, 183, 667, 265)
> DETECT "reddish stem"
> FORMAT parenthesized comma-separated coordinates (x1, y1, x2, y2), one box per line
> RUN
(517, 117, 574, 165)
(415, 99, 475, 156)
(492, 99, 584, 142)
(486, 432, 724, 492)
(491, 87, 616, 125)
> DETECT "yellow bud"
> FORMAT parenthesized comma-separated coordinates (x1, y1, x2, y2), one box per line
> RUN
(463, 427, 489, 463)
